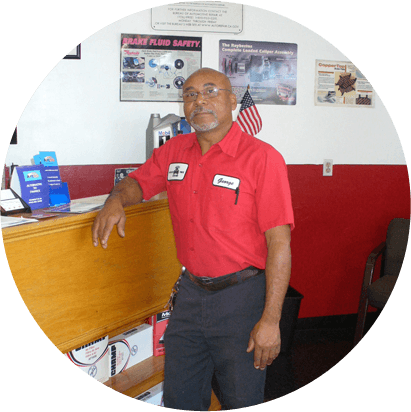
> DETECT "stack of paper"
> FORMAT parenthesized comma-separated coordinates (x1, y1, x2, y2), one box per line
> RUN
(1, 216, 38, 229)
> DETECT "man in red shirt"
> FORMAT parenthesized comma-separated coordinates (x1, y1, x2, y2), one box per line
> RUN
(92, 68, 294, 410)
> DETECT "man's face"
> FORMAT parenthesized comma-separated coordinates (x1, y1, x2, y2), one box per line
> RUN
(183, 70, 237, 133)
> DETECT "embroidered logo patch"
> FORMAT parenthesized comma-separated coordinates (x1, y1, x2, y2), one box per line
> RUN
(168, 163, 189, 181)
(212, 174, 240, 190)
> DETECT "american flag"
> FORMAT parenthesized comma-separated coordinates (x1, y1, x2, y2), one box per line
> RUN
(236, 88, 262, 136)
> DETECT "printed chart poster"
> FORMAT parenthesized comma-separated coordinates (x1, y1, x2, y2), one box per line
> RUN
(315, 60, 375, 108)
(121, 34, 202, 102)
(114, 168, 138, 186)
(219, 40, 297, 105)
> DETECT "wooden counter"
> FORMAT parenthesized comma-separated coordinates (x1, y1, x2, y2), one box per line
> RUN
(3, 198, 180, 353)
(2, 197, 221, 409)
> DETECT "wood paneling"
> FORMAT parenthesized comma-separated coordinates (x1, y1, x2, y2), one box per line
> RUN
(3, 199, 181, 353)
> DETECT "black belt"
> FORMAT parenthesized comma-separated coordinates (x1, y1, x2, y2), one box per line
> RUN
(185, 266, 264, 292)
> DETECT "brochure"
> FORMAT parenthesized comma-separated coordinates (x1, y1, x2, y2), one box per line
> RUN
(43, 203, 104, 214)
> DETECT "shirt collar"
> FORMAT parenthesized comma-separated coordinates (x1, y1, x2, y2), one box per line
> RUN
(184, 122, 242, 157)
(181, 122, 242, 158)
(216, 122, 242, 158)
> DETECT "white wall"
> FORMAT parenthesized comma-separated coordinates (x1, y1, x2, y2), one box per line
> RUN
(5, 3, 406, 167)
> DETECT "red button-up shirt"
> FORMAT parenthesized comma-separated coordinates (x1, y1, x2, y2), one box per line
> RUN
(129, 122, 294, 277)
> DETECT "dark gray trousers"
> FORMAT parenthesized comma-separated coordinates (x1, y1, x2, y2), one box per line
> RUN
(163, 270, 267, 410)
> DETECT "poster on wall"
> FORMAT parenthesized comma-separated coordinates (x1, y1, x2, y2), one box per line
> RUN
(315, 60, 375, 108)
(120, 34, 202, 102)
(114, 168, 138, 185)
(219, 40, 297, 105)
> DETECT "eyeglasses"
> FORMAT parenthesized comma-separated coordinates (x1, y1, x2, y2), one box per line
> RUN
(181, 87, 232, 102)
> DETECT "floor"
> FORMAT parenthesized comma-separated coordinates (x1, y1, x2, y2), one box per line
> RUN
(211, 314, 378, 406)
(264, 332, 353, 401)
(264, 314, 378, 402)
(211, 328, 356, 406)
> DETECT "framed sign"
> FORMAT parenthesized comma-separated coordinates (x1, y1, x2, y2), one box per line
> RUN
(11, 127, 17, 145)
(315, 60, 375, 108)
(152, 2, 243, 33)
(120, 34, 202, 102)
(219, 40, 298, 105)
(64, 44, 81, 60)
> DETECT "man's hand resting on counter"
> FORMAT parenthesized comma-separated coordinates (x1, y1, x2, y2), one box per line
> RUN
(92, 197, 127, 249)
(91, 176, 144, 249)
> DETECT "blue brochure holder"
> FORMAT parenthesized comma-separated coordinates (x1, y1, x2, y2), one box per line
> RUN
(49, 182, 70, 207)
(34, 151, 70, 207)
(11, 165, 50, 210)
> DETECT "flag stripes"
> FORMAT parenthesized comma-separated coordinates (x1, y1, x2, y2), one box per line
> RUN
(237, 105, 262, 136)
(236, 89, 262, 136)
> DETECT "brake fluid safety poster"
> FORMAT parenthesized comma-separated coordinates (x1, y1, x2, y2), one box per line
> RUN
(120, 34, 202, 102)
(219, 40, 297, 105)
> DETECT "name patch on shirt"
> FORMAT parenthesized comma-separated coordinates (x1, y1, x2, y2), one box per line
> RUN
(168, 163, 189, 181)
(212, 174, 240, 190)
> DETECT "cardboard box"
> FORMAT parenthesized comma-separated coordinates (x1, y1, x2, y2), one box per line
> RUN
(108, 323, 153, 377)
(65, 336, 109, 383)
(135, 381, 164, 406)
(147, 310, 171, 356)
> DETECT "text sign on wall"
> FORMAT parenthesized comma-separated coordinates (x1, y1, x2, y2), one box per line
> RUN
(152, 2, 243, 33)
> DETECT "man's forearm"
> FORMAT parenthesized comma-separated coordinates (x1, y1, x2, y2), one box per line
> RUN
(246, 225, 291, 369)
(262, 225, 292, 325)
(106, 176, 144, 207)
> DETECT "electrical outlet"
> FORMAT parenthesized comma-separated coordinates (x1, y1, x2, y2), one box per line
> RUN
(323, 159, 333, 176)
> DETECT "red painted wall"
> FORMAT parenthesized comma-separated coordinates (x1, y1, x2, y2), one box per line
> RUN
(59, 164, 410, 318)
(59, 164, 141, 200)
(288, 165, 409, 318)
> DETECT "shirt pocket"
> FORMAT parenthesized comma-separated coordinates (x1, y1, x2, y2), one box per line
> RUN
(202, 184, 256, 233)
(166, 180, 190, 221)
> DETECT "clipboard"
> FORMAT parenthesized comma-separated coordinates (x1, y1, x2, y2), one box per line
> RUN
(1, 188, 32, 216)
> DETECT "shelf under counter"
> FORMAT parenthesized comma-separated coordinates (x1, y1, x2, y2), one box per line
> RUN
(104, 355, 220, 410)
(104, 355, 165, 398)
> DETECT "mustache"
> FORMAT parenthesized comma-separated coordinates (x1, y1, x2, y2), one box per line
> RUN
(190, 108, 216, 118)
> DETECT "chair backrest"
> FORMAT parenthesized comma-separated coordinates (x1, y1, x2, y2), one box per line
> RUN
(383, 218, 410, 277)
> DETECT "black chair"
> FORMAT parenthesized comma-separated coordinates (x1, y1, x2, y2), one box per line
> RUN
(353, 218, 410, 346)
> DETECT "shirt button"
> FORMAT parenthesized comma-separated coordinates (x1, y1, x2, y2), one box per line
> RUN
(190, 218, 194, 223)
(193, 190, 198, 194)
(198, 163, 202, 167)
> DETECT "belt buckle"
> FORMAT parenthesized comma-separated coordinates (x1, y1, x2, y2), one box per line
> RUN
(200, 277, 214, 285)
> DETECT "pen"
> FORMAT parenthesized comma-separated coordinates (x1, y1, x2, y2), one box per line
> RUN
(235, 187, 240, 205)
